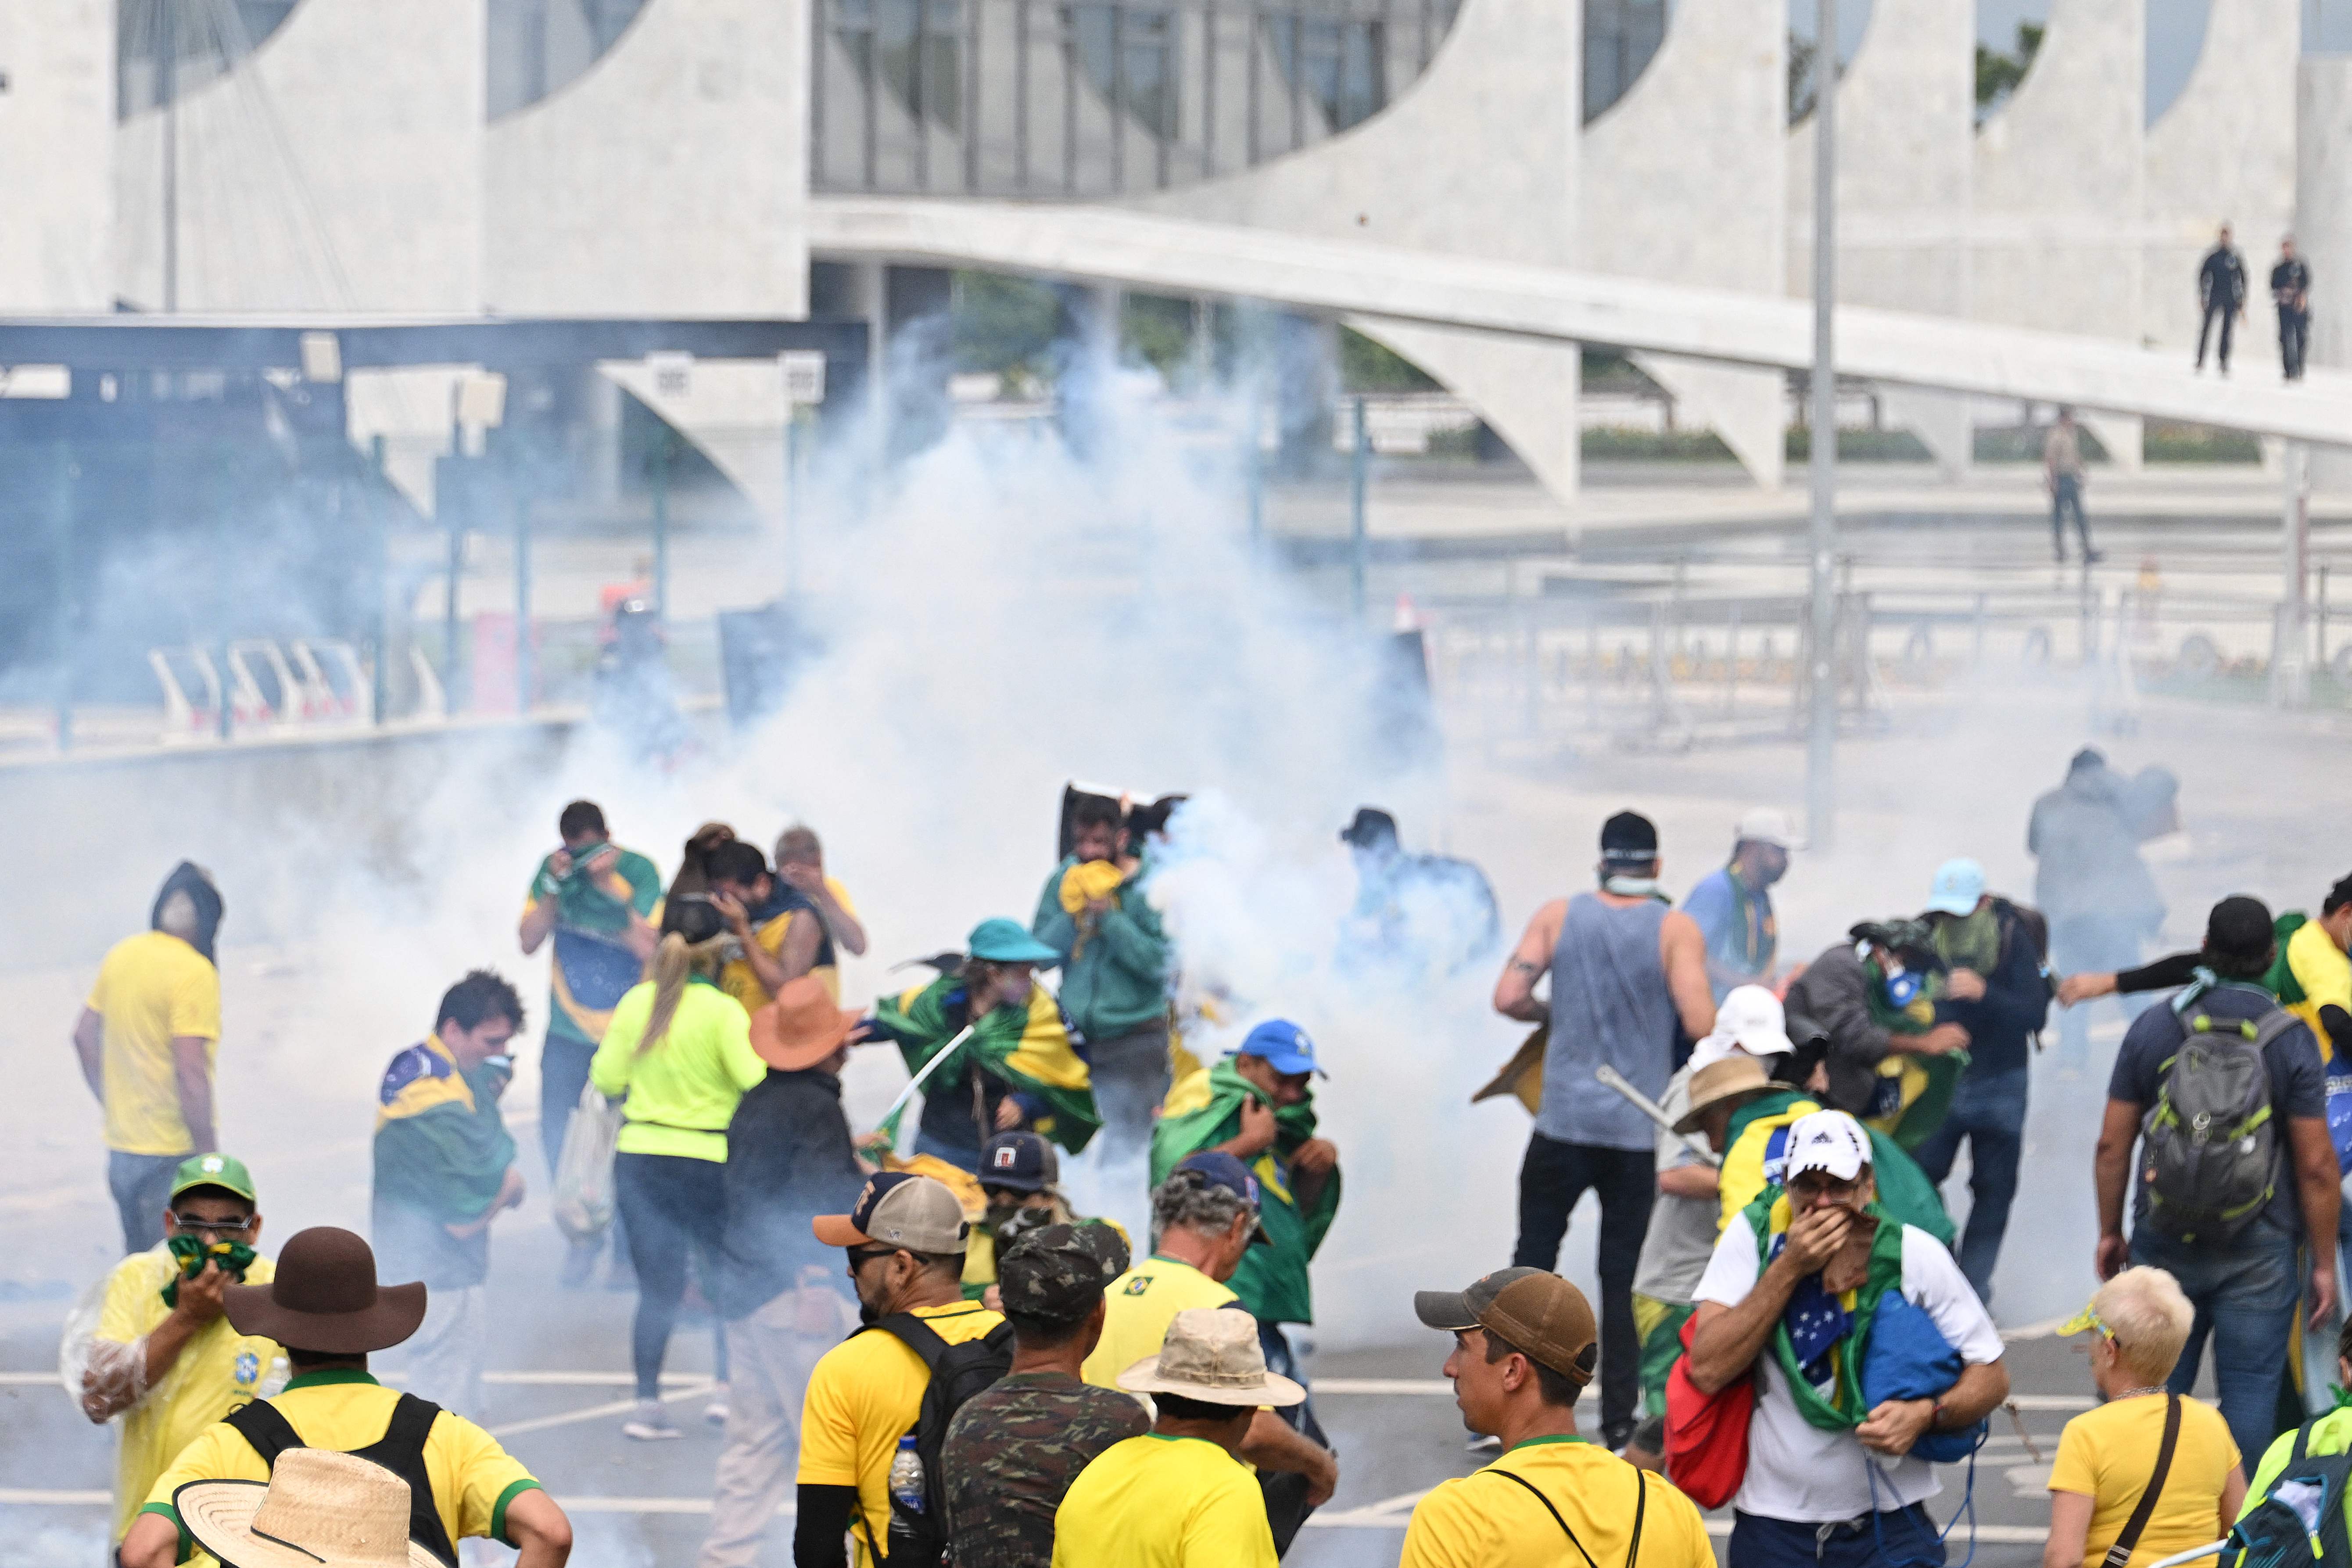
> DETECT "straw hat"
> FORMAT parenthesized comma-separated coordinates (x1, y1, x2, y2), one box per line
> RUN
(1117, 1307, 1306, 1408)
(1672, 1053, 1776, 1135)
(749, 976, 863, 1071)
(176, 1448, 441, 1568)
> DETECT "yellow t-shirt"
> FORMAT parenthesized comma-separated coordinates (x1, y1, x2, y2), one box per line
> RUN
(1050, 1432, 1277, 1568)
(797, 1300, 1006, 1568)
(1081, 1256, 1241, 1391)
(2288, 918, 2352, 1060)
(1399, 1435, 1714, 1568)
(140, 1369, 539, 1566)
(96, 1247, 283, 1543)
(88, 931, 222, 1155)
(588, 979, 766, 1161)
(719, 907, 844, 1013)
(2048, 1393, 2241, 1566)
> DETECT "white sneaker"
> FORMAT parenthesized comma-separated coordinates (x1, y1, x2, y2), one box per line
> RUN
(705, 1386, 731, 1426)
(622, 1399, 680, 1441)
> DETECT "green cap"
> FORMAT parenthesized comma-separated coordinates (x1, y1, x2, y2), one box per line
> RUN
(169, 1153, 257, 1206)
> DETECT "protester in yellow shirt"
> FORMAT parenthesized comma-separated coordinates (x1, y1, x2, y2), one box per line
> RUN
(1051, 1306, 1304, 1568)
(2046, 1269, 2245, 1568)
(115, 1225, 571, 1568)
(1079, 1154, 1338, 1513)
(706, 840, 839, 1007)
(1402, 1267, 1711, 1568)
(75, 1155, 282, 1546)
(797, 1173, 1008, 1568)
(776, 825, 868, 958)
(73, 864, 226, 1253)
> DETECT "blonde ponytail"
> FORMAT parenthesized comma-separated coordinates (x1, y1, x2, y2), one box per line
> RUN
(637, 933, 696, 1055)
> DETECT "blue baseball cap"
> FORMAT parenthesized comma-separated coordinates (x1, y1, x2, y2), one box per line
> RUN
(1171, 1151, 1272, 1245)
(1925, 858, 1987, 918)
(979, 1131, 1058, 1194)
(966, 917, 1061, 965)
(1234, 1018, 1327, 1079)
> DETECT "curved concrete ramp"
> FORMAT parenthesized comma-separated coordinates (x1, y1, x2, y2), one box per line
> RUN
(807, 194, 2352, 448)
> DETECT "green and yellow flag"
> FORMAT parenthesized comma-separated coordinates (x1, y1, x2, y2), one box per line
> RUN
(869, 975, 1101, 1154)
(1151, 1056, 1342, 1327)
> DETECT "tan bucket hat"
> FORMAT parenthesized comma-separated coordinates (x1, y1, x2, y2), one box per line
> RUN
(1116, 1307, 1306, 1408)
(175, 1447, 441, 1568)
(1672, 1052, 1777, 1135)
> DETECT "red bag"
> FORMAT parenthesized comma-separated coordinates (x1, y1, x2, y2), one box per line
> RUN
(1663, 1310, 1754, 1509)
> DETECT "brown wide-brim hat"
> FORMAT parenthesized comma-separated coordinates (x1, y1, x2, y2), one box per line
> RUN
(178, 1449, 441, 1568)
(1673, 1052, 1777, 1135)
(224, 1226, 425, 1355)
(750, 977, 864, 1072)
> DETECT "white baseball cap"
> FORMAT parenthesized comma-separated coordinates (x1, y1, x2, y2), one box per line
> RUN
(1736, 808, 1794, 851)
(1784, 1110, 1872, 1183)
(1688, 985, 1796, 1072)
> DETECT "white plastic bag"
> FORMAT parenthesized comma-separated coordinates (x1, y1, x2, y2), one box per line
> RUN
(552, 1080, 624, 1241)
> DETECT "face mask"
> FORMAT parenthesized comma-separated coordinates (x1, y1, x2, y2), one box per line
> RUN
(161, 1234, 258, 1308)
(1882, 965, 1927, 1009)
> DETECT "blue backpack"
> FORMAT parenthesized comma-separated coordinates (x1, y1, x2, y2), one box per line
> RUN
(2228, 1418, 2352, 1568)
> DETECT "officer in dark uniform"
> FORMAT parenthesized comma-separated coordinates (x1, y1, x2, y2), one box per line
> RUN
(2197, 224, 2249, 375)
(2273, 236, 2313, 381)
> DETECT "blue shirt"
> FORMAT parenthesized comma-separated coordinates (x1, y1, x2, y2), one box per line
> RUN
(1683, 866, 1775, 1002)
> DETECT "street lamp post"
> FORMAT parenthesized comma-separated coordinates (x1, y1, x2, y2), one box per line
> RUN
(1806, 0, 1840, 850)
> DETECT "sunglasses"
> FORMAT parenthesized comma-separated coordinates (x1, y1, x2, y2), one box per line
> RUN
(847, 1245, 901, 1271)
(171, 1213, 251, 1238)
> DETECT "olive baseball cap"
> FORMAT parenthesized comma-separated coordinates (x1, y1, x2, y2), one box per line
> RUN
(813, 1173, 971, 1254)
(1413, 1267, 1599, 1385)
(170, 1153, 258, 1206)
(997, 1222, 1131, 1321)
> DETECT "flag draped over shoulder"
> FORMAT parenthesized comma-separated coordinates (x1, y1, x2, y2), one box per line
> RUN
(373, 1040, 516, 1223)
(1861, 971, 1968, 1152)
(1745, 1191, 1908, 1432)
(869, 975, 1101, 1154)
(1151, 1056, 1341, 1326)
(1720, 1089, 1955, 1246)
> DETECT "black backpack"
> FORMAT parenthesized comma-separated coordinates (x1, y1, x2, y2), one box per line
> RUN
(2226, 1417, 2352, 1567)
(862, 1312, 1015, 1568)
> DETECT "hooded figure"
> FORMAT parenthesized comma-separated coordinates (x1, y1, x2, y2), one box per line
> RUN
(151, 863, 225, 966)
(2027, 750, 2167, 935)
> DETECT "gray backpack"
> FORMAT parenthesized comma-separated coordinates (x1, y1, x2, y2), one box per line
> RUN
(2140, 1008, 2298, 1244)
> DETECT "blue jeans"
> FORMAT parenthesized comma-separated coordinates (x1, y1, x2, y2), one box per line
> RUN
(1910, 1068, 2028, 1302)
(2131, 1218, 2303, 1465)
(109, 1150, 186, 1254)
(1728, 1505, 1944, 1568)
(2050, 915, 2152, 1068)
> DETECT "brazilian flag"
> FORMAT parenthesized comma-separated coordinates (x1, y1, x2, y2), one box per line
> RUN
(869, 976, 1101, 1154)
(1151, 1056, 1341, 1327)
(1861, 965, 1966, 1152)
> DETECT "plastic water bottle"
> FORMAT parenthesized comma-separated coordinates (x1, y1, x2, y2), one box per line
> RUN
(887, 1434, 925, 1551)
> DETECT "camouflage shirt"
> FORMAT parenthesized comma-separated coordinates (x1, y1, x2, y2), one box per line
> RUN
(942, 1371, 1151, 1568)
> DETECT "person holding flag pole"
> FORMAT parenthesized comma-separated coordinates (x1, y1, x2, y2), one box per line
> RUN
(863, 919, 1101, 1175)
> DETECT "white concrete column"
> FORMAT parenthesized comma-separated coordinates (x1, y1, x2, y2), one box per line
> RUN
(0, 0, 112, 311)
(1789, 0, 1975, 477)
(1585, 0, 1789, 489)
(115, 0, 484, 312)
(2298, 58, 2352, 493)
(1974, 0, 2145, 470)
(1140, 0, 1582, 504)
(486, 0, 808, 316)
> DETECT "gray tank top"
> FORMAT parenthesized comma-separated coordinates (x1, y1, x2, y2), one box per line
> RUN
(1536, 893, 1677, 1150)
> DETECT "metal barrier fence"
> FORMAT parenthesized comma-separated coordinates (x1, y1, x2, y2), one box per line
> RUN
(1425, 578, 2352, 754)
